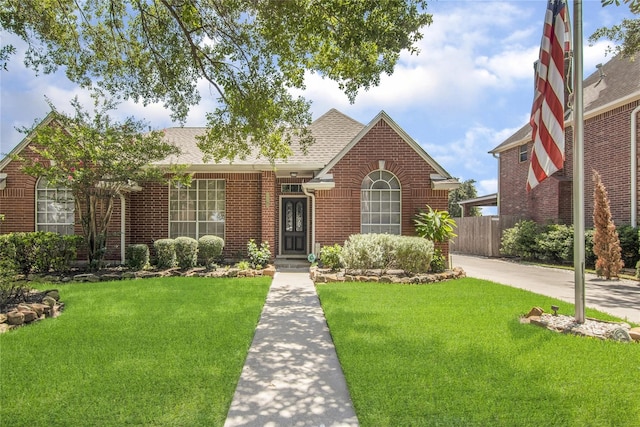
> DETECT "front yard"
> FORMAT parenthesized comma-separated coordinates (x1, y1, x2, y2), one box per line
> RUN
(2, 275, 638, 426)
(317, 278, 640, 427)
(0, 276, 271, 426)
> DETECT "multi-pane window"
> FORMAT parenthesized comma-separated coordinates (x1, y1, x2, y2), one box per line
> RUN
(519, 144, 528, 162)
(361, 170, 401, 235)
(36, 177, 75, 234)
(169, 179, 225, 239)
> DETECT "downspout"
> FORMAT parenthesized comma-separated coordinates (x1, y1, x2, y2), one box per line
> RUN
(492, 152, 500, 216)
(120, 194, 126, 264)
(302, 185, 316, 256)
(631, 104, 640, 227)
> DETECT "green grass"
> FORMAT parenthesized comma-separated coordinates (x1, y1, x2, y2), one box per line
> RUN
(317, 278, 640, 427)
(0, 276, 271, 426)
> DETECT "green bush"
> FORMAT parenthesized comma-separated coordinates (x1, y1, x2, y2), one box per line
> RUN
(0, 232, 82, 274)
(174, 237, 199, 269)
(319, 244, 343, 271)
(536, 224, 574, 263)
(585, 229, 596, 268)
(198, 235, 224, 267)
(235, 260, 251, 271)
(394, 236, 434, 274)
(617, 225, 639, 269)
(126, 244, 150, 270)
(340, 233, 396, 273)
(500, 220, 539, 260)
(340, 234, 435, 274)
(247, 239, 271, 269)
(429, 248, 447, 273)
(154, 239, 176, 269)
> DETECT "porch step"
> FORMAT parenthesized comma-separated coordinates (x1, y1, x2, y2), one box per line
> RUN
(274, 258, 311, 272)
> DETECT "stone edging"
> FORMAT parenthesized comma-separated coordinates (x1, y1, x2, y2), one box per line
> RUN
(310, 266, 466, 284)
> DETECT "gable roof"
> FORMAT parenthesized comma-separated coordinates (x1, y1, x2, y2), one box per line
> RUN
(0, 111, 57, 171)
(316, 110, 454, 179)
(490, 55, 640, 154)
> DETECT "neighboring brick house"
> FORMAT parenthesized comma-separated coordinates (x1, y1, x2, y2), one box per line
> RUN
(0, 109, 459, 263)
(490, 55, 640, 228)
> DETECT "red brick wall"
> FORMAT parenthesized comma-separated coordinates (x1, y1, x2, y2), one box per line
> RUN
(129, 173, 263, 261)
(314, 118, 451, 257)
(499, 100, 640, 227)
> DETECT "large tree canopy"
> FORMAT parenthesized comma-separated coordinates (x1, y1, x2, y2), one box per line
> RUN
(0, 0, 431, 162)
(591, 0, 639, 58)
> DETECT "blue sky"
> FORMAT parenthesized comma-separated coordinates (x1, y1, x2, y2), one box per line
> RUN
(0, 0, 636, 199)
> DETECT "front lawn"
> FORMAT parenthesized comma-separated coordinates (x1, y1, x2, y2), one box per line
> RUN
(317, 278, 640, 427)
(0, 276, 271, 426)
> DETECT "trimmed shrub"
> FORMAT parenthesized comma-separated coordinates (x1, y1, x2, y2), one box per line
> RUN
(340, 233, 396, 273)
(175, 237, 198, 269)
(585, 229, 596, 268)
(126, 244, 150, 270)
(154, 239, 176, 269)
(0, 232, 82, 274)
(536, 224, 574, 263)
(500, 220, 539, 260)
(320, 244, 343, 271)
(340, 233, 435, 275)
(247, 239, 271, 269)
(198, 235, 224, 267)
(394, 236, 434, 274)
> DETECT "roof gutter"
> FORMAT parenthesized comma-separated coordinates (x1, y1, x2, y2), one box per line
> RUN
(631, 104, 639, 227)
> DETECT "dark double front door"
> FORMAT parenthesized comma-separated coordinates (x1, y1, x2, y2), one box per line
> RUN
(281, 198, 307, 255)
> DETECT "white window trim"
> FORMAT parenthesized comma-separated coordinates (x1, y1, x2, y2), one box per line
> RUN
(360, 169, 402, 235)
(168, 179, 226, 240)
(35, 177, 75, 234)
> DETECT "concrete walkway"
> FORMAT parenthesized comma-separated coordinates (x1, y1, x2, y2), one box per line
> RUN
(452, 254, 640, 324)
(224, 272, 359, 427)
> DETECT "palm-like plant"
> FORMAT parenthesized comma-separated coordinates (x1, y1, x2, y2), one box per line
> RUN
(414, 206, 457, 243)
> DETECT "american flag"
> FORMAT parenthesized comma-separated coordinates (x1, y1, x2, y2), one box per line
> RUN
(527, 0, 571, 191)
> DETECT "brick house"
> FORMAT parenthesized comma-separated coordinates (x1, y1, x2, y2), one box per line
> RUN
(0, 109, 459, 263)
(490, 55, 640, 228)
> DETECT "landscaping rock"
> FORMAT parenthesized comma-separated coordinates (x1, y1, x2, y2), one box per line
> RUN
(121, 272, 137, 279)
(7, 311, 25, 326)
(74, 273, 100, 282)
(21, 310, 37, 323)
(28, 303, 46, 317)
(263, 265, 276, 277)
(45, 290, 60, 301)
(42, 296, 57, 308)
(0, 323, 10, 333)
(609, 328, 632, 343)
(526, 307, 545, 318)
(0, 313, 6, 324)
(629, 329, 640, 342)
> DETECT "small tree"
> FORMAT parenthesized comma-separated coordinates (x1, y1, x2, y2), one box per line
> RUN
(592, 170, 624, 279)
(16, 97, 189, 269)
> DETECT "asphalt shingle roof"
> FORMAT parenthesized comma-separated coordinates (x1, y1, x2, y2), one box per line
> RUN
(490, 55, 640, 154)
(156, 108, 365, 169)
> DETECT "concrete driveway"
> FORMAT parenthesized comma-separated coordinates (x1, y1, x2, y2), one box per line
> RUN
(451, 254, 640, 324)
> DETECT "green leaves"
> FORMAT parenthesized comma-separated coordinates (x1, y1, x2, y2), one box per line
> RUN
(14, 97, 186, 266)
(593, 0, 640, 58)
(1, 0, 431, 163)
(413, 206, 457, 243)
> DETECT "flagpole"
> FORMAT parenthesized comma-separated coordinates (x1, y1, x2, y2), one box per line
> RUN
(573, 0, 586, 324)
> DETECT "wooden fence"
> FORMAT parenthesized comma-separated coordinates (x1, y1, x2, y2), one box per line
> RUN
(450, 215, 521, 257)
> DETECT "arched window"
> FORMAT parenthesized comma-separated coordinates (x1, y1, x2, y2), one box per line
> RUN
(361, 170, 401, 234)
(36, 177, 75, 234)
